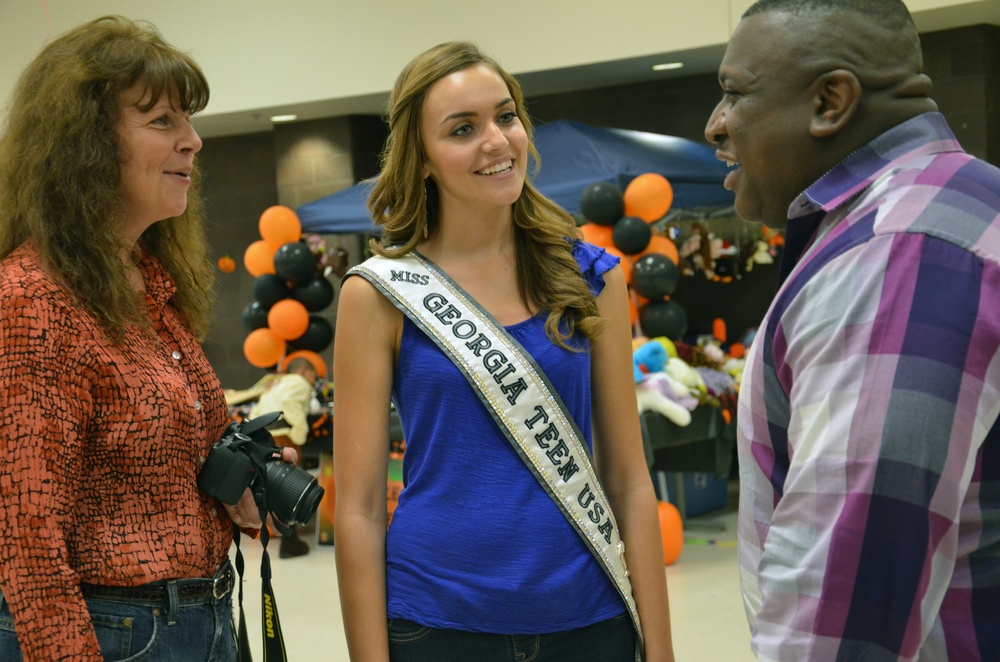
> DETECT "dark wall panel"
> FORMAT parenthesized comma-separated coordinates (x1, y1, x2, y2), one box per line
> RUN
(198, 131, 279, 389)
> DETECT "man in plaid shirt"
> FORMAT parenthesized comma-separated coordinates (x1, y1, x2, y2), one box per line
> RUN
(705, 0, 1000, 659)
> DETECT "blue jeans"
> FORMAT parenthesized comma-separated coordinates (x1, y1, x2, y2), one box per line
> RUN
(0, 571, 237, 661)
(387, 613, 636, 662)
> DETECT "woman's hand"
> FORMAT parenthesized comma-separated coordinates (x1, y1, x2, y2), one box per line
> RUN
(221, 447, 299, 528)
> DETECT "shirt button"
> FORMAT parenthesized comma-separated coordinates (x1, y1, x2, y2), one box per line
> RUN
(199, 456, 205, 465)
(211, 508, 218, 517)
(195, 400, 202, 411)
(172, 351, 181, 360)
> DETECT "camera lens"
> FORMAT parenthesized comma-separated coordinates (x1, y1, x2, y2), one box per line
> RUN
(262, 460, 325, 526)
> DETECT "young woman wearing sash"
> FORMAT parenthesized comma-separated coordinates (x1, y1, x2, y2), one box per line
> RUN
(333, 41, 674, 662)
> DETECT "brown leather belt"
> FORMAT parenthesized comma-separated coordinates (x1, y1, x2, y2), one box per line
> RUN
(79, 563, 235, 605)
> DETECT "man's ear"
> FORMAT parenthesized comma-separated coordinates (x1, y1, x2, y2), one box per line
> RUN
(810, 70, 861, 138)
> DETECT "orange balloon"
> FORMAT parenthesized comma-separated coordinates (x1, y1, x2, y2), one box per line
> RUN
(281, 349, 328, 379)
(267, 299, 310, 340)
(729, 342, 745, 359)
(244, 240, 276, 277)
(259, 205, 302, 247)
(243, 328, 286, 368)
(580, 222, 614, 249)
(657, 500, 684, 565)
(637, 234, 680, 266)
(605, 246, 632, 283)
(624, 173, 674, 223)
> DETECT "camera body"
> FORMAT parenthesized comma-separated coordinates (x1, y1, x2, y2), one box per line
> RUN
(198, 411, 324, 526)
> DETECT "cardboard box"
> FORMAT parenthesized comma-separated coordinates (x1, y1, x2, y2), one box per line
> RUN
(652, 470, 728, 519)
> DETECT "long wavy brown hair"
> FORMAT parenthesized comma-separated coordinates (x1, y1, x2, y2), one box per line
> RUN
(369, 41, 605, 348)
(0, 15, 215, 340)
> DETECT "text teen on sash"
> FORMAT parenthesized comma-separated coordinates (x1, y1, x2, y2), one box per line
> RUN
(333, 41, 674, 662)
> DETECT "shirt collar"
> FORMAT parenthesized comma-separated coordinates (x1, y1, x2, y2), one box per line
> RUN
(136, 248, 177, 309)
(788, 112, 963, 220)
(776, 112, 963, 288)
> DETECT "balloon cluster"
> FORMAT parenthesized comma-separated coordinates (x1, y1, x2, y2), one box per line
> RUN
(240, 205, 334, 374)
(578, 174, 688, 340)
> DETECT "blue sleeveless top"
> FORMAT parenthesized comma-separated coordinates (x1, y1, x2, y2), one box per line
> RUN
(386, 240, 624, 633)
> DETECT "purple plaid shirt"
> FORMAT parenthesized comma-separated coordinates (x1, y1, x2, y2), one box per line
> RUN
(738, 113, 1000, 661)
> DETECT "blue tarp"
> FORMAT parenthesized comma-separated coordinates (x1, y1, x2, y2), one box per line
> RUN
(296, 119, 733, 234)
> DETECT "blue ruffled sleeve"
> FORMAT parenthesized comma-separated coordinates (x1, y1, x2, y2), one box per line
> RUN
(572, 238, 619, 296)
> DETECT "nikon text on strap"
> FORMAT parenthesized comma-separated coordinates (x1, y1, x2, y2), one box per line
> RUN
(348, 252, 644, 661)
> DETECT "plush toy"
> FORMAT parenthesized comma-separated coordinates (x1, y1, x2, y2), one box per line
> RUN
(652, 335, 677, 359)
(633, 340, 699, 426)
(743, 240, 774, 273)
(633, 340, 667, 382)
(665, 356, 707, 397)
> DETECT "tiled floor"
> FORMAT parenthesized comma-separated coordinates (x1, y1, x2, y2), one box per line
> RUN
(229, 496, 753, 661)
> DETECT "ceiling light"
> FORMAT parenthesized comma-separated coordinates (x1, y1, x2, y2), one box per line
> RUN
(269, 114, 298, 123)
(651, 62, 684, 71)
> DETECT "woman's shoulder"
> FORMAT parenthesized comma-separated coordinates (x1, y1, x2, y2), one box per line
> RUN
(0, 244, 81, 320)
(1, 244, 63, 298)
(570, 238, 620, 295)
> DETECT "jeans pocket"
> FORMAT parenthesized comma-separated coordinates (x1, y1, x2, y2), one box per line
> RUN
(387, 618, 434, 644)
(0, 602, 20, 661)
(90, 604, 162, 662)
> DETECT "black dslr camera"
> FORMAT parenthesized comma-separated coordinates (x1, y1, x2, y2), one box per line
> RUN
(197, 412, 324, 526)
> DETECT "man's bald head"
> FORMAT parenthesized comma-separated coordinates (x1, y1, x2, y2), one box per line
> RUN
(287, 357, 319, 383)
(704, 0, 937, 226)
(743, 0, 928, 100)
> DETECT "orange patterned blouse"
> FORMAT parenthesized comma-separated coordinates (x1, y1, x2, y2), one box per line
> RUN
(0, 243, 232, 661)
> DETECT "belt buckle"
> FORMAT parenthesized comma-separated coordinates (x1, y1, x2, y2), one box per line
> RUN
(212, 567, 233, 599)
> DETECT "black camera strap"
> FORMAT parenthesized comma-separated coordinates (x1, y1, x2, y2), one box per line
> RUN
(232, 515, 290, 661)
(233, 525, 253, 662)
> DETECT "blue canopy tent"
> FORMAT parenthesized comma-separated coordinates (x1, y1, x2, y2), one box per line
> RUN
(298, 178, 378, 234)
(296, 119, 733, 234)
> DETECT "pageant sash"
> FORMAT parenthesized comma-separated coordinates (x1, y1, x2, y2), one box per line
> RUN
(349, 252, 644, 660)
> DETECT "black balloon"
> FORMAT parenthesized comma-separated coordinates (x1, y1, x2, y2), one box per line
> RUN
(631, 254, 680, 299)
(612, 216, 652, 255)
(274, 241, 316, 283)
(240, 301, 269, 331)
(290, 316, 333, 352)
(579, 181, 624, 226)
(639, 300, 688, 340)
(291, 276, 335, 311)
(252, 274, 290, 308)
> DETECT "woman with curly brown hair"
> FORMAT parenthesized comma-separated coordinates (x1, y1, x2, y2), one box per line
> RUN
(0, 15, 288, 661)
(333, 41, 674, 661)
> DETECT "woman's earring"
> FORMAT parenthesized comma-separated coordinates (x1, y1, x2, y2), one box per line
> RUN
(423, 179, 430, 238)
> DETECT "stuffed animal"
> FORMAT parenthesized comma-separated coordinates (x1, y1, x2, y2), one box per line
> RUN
(633, 340, 698, 426)
(744, 240, 774, 272)
(665, 356, 707, 397)
(633, 340, 668, 382)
